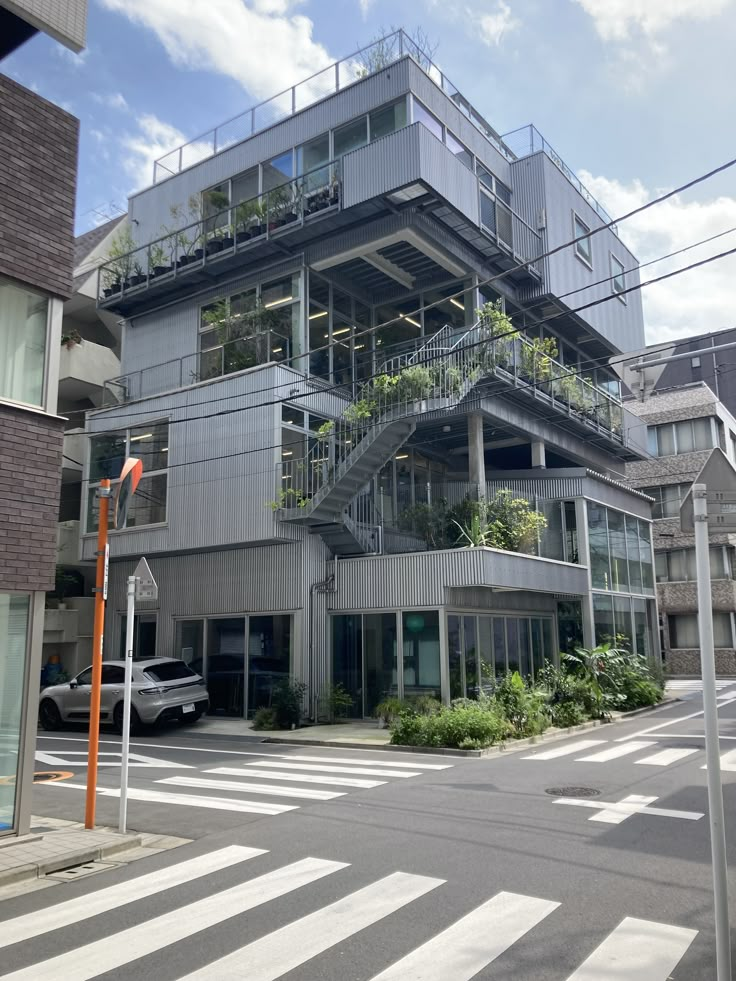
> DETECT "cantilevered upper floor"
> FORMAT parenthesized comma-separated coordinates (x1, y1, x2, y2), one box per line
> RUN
(96, 30, 644, 358)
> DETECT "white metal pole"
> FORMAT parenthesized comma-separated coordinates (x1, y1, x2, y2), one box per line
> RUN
(693, 483, 731, 980)
(118, 575, 136, 834)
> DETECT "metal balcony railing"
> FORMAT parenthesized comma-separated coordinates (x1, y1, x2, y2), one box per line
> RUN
(151, 29, 514, 185)
(502, 124, 617, 231)
(98, 161, 340, 304)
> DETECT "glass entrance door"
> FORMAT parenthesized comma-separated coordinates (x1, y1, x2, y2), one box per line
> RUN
(363, 613, 398, 716)
(248, 615, 291, 717)
(206, 618, 245, 716)
(119, 614, 157, 659)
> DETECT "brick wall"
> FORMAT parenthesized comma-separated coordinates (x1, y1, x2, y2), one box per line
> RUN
(0, 73, 78, 298)
(0, 403, 64, 593)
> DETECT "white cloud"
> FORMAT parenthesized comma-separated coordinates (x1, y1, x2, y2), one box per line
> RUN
(92, 92, 129, 111)
(476, 1, 520, 46)
(121, 114, 211, 190)
(359, 0, 374, 16)
(56, 45, 90, 67)
(97, 0, 334, 99)
(573, 0, 732, 41)
(579, 169, 736, 343)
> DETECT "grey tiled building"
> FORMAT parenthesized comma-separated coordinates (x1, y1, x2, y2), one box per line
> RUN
(0, 0, 84, 835)
(626, 383, 736, 675)
(85, 31, 659, 722)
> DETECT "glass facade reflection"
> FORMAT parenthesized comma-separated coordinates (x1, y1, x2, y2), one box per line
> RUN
(0, 594, 30, 834)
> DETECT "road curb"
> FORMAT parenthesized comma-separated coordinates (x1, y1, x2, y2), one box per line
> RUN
(0, 832, 143, 888)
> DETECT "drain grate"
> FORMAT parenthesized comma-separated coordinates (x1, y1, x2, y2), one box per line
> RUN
(545, 786, 601, 798)
(46, 861, 119, 882)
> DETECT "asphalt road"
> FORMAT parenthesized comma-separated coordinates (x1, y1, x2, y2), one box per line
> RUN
(2, 686, 734, 979)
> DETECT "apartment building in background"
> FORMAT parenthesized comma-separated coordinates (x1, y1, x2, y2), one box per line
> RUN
(0, 0, 86, 836)
(626, 382, 736, 674)
(86, 31, 658, 724)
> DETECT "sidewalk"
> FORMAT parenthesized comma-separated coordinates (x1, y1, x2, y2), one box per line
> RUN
(0, 816, 188, 894)
(192, 717, 390, 746)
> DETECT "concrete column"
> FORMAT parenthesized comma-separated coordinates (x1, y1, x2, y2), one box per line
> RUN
(467, 413, 486, 497)
(574, 498, 596, 649)
(531, 440, 546, 469)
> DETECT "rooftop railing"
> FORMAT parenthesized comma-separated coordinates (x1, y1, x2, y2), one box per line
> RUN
(151, 29, 514, 185)
(502, 124, 616, 230)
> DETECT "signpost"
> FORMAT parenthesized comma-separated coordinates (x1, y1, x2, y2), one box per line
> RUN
(85, 457, 141, 831)
(681, 448, 736, 981)
(119, 557, 158, 834)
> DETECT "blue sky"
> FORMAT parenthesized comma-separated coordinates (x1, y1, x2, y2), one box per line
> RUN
(4, 0, 736, 342)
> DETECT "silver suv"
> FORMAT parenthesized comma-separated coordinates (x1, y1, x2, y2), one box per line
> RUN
(39, 658, 209, 733)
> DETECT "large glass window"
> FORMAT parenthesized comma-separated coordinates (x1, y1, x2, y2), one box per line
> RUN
(174, 620, 204, 667)
(206, 618, 245, 716)
(402, 611, 441, 699)
(297, 134, 329, 176)
(370, 100, 407, 141)
(87, 421, 169, 533)
(445, 130, 473, 170)
(363, 613, 398, 717)
(248, 615, 291, 716)
(643, 483, 691, 519)
(573, 213, 593, 266)
(0, 277, 49, 408)
(647, 419, 715, 458)
(0, 593, 30, 834)
(610, 254, 626, 296)
(262, 151, 294, 192)
(588, 503, 611, 590)
(412, 99, 443, 141)
(670, 613, 733, 649)
(607, 509, 629, 592)
(593, 594, 615, 647)
(334, 117, 368, 157)
(656, 546, 732, 582)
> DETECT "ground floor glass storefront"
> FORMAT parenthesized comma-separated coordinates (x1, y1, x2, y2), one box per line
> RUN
(331, 608, 561, 716)
(173, 614, 292, 718)
(0, 593, 30, 834)
(592, 593, 655, 658)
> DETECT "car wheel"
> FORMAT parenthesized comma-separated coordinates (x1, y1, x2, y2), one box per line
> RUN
(180, 711, 202, 726)
(113, 703, 142, 735)
(39, 699, 63, 731)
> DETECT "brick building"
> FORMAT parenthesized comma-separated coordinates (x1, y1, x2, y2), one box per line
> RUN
(0, 0, 85, 837)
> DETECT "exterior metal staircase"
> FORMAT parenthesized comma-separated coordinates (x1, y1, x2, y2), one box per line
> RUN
(277, 321, 489, 552)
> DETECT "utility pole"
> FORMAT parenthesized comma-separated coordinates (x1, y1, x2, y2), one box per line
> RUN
(85, 478, 111, 830)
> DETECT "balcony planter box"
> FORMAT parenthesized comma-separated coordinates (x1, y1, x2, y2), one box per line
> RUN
(205, 240, 224, 256)
(153, 265, 171, 277)
(130, 274, 146, 286)
(221, 235, 235, 249)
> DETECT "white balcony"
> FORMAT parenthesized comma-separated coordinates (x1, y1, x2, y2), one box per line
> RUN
(59, 339, 120, 407)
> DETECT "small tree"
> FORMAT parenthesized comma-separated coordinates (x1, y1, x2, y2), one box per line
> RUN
(104, 224, 136, 287)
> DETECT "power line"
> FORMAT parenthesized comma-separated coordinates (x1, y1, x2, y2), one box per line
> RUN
(64, 153, 736, 423)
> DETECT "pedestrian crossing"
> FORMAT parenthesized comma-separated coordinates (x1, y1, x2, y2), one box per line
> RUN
(0, 844, 699, 979)
(523, 737, 736, 770)
(666, 679, 736, 694)
(43, 751, 453, 816)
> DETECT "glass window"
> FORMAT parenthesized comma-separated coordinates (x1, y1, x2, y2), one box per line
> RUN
(370, 100, 407, 142)
(625, 515, 643, 592)
(0, 277, 49, 407)
(202, 183, 230, 231)
(87, 423, 169, 533)
(497, 201, 513, 246)
(402, 611, 441, 699)
(613, 596, 633, 652)
(412, 99, 443, 141)
(632, 599, 650, 658)
(0, 593, 30, 834)
(447, 613, 463, 700)
(588, 503, 611, 590)
(143, 661, 197, 683)
(445, 130, 473, 170)
(657, 424, 676, 457)
(518, 618, 531, 678)
(564, 501, 579, 563)
(573, 213, 592, 266)
(231, 166, 259, 206)
(363, 613, 398, 717)
(207, 618, 245, 717)
(248, 615, 291, 717)
(477, 163, 494, 191)
(610, 254, 626, 295)
(607, 509, 629, 592)
(282, 405, 305, 427)
(506, 618, 520, 673)
(463, 616, 478, 698)
(262, 151, 294, 192)
(422, 282, 468, 335)
(174, 620, 204, 667)
(297, 133, 329, 176)
(692, 417, 714, 450)
(478, 617, 494, 695)
(593, 594, 615, 647)
(670, 613, 733, 649)
(639, 520, 654, 591)
(334, 117, 368, 157)
(493, 617, 507, 675)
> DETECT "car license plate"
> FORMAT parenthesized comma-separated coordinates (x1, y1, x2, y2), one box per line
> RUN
(182, 703, 195, 713)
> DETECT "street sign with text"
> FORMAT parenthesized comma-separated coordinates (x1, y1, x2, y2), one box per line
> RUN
(680, 449, 736, 531)
(134, 556, 158, 602)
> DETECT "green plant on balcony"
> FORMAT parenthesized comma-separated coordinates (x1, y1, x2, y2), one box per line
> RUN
(554, 368, 581, 407)
(103, 224, 136, 293)
(149, 241, 169, 275)
(60, 328, 82, 349)
(476, 299, 514, 369)
(266, 184, 293, 230)
(267, 486, 310, 511)
(168, 196, 203, 262)
(519, 336, 559, 384)
(316, 420, 335, 441)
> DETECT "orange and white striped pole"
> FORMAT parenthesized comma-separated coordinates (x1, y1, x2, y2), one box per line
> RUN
(85, 478, 110, 829)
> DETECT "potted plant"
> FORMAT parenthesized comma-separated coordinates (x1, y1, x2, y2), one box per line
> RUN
(267, 186, 290, 231)
(205, 228, 224, 256)
(129, 260, 146, 286)
(150, 242, 170, 276)
(60, 328, 82, 349)
(234, 201, 255, 244)
(220, 223, 235, 250)
(329, 174, 340, 206)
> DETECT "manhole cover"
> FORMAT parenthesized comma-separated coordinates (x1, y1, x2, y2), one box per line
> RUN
(545, 786, 601, 798)
(47, 861, 119, 882)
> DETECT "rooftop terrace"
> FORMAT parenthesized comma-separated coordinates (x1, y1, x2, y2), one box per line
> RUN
(149, 29, 616, 228)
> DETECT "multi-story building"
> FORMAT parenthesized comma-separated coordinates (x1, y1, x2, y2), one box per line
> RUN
(86, 31, 657, 723)
(0, 0, 85, 836)
(626, 382, 736, 675)
(43, 218, 124, 679)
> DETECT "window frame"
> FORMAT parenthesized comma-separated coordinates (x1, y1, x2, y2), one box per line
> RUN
(0, 275, 53, 412)
(572, 211, 593, 269)
(85, 420, 170, 535)
(610, 253, 626, 301)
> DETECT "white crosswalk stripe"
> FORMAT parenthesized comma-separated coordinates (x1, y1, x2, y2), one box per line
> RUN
(564, 916, 697, 980)
(666, 679, 735, 691)
(0, 847, 699, 981)
(522, 739, 607, 760)
(635, 747, 699, 767)
(703, 748, 736, 771)
(576, 741, 657, 763)
(3, 857, 347, 981)
(41, 751, 451, 817)
(367, 891, 559, 980)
